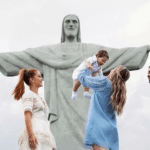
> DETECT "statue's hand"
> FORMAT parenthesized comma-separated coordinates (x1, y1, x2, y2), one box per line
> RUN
(147, 45, 150, 52)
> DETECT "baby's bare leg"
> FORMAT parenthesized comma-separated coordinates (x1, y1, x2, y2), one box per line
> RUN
(92, 144, 106, 150)
(73, 80, 81, 92)
(84, 87, 89, 92)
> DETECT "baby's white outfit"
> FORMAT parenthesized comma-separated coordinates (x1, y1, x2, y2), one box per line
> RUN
(72, 55, 103, 81)
(18, 90, 56, 150)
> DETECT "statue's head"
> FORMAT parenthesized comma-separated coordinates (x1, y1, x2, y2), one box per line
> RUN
(148, 66, 150, 83)
(61, 14, 81, 43)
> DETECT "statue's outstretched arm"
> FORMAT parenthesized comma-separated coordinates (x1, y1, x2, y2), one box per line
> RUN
(147, 45, 150, 52)
(0, 50, 43, 77)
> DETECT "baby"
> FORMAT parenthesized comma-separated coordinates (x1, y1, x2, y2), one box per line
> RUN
(72, 49, 109, 100)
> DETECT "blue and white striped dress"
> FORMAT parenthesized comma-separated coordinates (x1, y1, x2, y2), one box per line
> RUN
(77, 68, 119, 150)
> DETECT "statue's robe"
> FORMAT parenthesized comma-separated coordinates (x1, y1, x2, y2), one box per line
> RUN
(0, 43, 148, 150)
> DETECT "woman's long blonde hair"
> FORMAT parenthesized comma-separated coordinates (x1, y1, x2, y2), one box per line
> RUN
(110, 65, 130, 115)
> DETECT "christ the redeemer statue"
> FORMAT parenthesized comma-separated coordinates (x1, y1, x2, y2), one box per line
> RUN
(0, 14, 149, 150)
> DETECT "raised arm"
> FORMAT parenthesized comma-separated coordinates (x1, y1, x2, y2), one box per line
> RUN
(77, 68, 107, 90)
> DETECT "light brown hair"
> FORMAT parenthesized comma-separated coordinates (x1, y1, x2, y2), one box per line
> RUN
(12, 68, 37, 100)
(110, 65, 130, 115)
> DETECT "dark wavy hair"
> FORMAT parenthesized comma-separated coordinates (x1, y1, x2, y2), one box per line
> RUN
(110, 65, 130, 115)
(12, 68, 37, 100)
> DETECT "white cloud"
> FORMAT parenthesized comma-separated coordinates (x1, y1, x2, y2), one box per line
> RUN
(117, 1, 150, 47)
(139, 96, 150, 115)
(0, 39, 11, 52)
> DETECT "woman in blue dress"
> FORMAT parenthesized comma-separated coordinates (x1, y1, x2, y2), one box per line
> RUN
(77, 65, 130, 150)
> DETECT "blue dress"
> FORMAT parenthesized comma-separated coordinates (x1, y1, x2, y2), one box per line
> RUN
(77, 68, 119, 150)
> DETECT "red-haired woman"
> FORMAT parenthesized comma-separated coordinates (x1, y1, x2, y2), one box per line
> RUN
(12, 68, 56, 150)
(77, 64, 130, 150)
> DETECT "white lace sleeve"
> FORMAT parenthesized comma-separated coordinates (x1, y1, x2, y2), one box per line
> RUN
(21, 92, 34, 113)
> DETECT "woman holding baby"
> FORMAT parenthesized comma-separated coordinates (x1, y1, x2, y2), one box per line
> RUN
(72, 49, 130, 150)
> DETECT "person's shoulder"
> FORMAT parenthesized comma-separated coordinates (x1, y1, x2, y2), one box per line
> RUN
(91, 55, 96, 58)
(87, 55, 97, 62)
(21, 91, 35, 100)
(105, 76, 112, 85)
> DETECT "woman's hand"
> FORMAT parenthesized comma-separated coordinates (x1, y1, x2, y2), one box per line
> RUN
(24, 111, 38, 150)
(29, 134, 38, 150)
(85, 58, 94, 70)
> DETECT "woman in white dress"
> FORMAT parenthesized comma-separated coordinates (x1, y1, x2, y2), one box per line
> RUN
(12, 68, 57, 150)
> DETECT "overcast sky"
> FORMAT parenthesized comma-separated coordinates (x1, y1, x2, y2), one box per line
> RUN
(0, 0, 150, 150)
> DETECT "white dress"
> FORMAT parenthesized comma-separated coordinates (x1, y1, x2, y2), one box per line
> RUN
(18, 91, 57, 150)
